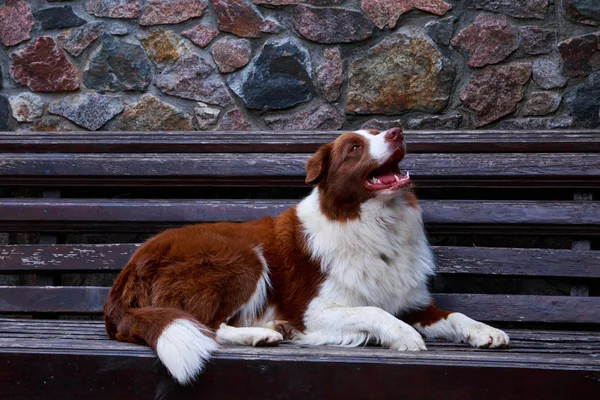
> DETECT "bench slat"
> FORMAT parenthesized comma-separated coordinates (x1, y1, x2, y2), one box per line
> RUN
(2, 153, 599, 188)
(0, 199, 598, 235)
(1, 130, 600, 153)
(0, 287, 598, 323)
(2, 244, 599, 278)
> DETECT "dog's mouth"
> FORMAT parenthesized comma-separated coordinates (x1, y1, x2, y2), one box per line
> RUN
(365, 149, 410, 191)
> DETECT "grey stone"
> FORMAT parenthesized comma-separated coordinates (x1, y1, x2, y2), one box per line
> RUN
(522, 92, 561, 117)
(519, 26, 556, 55)
(57, 22, 104, 57)
(107, 22, 129, 35)
(316, 47, 343, 102)
(347, 30, 455, 115)
(0, 96, 9, 131)
(8, 93, 45, 122)
(194, 104, 221, 130)
(109, 94, 194, 131)
(496, 116, 574, 129)
(227, 37, 314, 110)
(263, 103, 345, 130)
(84, 34, 153, 92)
(361, 118, 404, 131)
(85, 0, 141, 19)
(405, 113, 463, 130)
(532, 59, 568, 89)
(466, 0, 548, 19)
(49, 93, 124, 131)
(33, 116, 78, 132)
(217, 109, 252, 130)
(292, 4, 374, 44)
(565, 71, 600, 127)
(156, 53, 234, 107)
(34, 6, 86, 30)
(425, 16, 456, 46)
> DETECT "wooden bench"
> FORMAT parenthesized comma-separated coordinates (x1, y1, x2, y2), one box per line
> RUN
(0, 130, 599, 399)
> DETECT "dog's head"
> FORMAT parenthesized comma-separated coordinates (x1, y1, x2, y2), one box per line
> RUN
(305, 128, 411, 220)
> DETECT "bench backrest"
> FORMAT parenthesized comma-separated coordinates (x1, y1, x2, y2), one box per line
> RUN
(0, 130, 599, 327)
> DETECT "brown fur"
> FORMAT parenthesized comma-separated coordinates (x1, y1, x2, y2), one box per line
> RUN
(401, 304, 452, 327)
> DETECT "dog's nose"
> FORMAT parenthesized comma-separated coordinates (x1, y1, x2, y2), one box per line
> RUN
(384, 127, 404, 143)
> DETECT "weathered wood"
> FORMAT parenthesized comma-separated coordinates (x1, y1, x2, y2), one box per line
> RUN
(1, 287, 598, 323)
(1, 130, 600, 153)
(2, 153, 599, 188)
(2, 244, 599, 278)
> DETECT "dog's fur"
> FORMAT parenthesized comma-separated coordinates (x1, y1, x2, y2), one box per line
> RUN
(104, 128, 509, 385)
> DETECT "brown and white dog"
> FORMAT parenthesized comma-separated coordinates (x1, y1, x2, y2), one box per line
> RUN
(104, 128, 509, 385)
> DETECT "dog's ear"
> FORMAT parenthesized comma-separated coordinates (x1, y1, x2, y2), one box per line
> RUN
(305, 143, 331, 185)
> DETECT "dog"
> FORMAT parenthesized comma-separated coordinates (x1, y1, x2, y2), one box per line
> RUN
(104, 127, 509, 385)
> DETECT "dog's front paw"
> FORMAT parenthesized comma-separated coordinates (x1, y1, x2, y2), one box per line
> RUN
(466, 324, 510, 349)
(390, 329, 427, 351)
(252, 330, 284, 347)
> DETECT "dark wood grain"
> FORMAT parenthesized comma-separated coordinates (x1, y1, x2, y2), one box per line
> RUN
(2, 130, 600, 153)
(1, 287, 598, 323)
(2, 244, 599, 278)
(2, 152, 599, 188)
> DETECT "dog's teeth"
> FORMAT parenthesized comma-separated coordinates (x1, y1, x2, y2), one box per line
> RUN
(406, 171, 410, 179)
(374, 178, 381, 184)
(394, 175, 401, 182)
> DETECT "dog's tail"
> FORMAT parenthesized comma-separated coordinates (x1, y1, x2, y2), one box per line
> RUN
(104, 285, 218, 384)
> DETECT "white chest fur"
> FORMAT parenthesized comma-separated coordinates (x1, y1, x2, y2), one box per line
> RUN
(296, 190, 435, 318)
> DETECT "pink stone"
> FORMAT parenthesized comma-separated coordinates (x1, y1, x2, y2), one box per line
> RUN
(85, 0, 141, 19)
(10, 37, 80, 92)
(451, 13, 519, 68)
(361, 0, 451, 30)
(0, 0, 34, 47)
(211, 37, 252, 73)
(57, 22, 104, 57)
(316, 47, 343, 102)
(211, 0, 264, 38)
(217, 109, 252, 130)
(182, 24, 220, 48)
(252, 0, 298, 4)
(140, 0, 208, 26)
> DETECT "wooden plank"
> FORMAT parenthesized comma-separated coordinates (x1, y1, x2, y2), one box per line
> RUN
(2, 153, 599, 188)
(2, 244, 599, 278)
(1, 130, 600, 153)
(0, 287, 598, 323)
(0, 199, 599, 235)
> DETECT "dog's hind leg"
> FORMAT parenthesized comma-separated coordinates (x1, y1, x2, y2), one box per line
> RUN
(215, 323, 283, 347)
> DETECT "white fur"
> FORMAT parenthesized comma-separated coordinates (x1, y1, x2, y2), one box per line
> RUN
(414, 313, 510, 348)
(216, 323, 283, 346)
(156, 319, 219, 385)
(355, 129, 395, 163)
(295, 189, 435, 348)
(233, 246, 271, 327)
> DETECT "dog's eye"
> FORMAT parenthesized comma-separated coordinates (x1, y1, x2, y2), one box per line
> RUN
(350, 145, 360, 152)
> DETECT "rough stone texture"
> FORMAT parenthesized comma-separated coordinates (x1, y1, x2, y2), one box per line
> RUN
(425, 16, 456, 46)
(460, 62, 532, 127)
(347, 31, 455, 115)
(260, 17, 283, 34)
(361, 0, 452, 30)
(561, 0, 600, 26)
(140, 0, 208, 26)
(519, 26, 556, 55)
(212, 0, 264, 38)
(361, 118, 404, 131)
(156, 53, 234, 106)
(522, 92, 562, 116)
(0, 96, 9, 131)
(33, 116, 78, 132)
(532, 58, 568, 89)
(8, 93, 45, 122)
(253, 0, 299, 4)
(0, 0, 34, 47)
(451, 14, 518, 68)
(48, 93, 124, 130)
(293, 4, 374, 44)
(194, 104, 221, 130)
(228, 37, 314, 110)
(558, 32, 600, 77)
(263, 104, 345, 130)
(85, 0, 141, 19)
(137, 29, 190, 65)
(565, 71, 600, 127)
(211, 37, 252, 73)
(182, 25, 219, 48)
(84, 34, 153, 91)
(57, 22, 104, 57)
(497, 115, 574, 129)
(405, 113, 463, 129)
(107, 22, 129, 35)
(316, 48, 343, 102)
(466, 0, 548, 19)
(110, 94, 194, 131)
(217, 109, 252, 130)
(34, 6, 87, 30)
(11, 37, 80, 92)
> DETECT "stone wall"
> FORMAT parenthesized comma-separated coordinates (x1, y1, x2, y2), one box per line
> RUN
(0, 0, 599, 132)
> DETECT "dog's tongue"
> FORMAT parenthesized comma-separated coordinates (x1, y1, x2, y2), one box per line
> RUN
(376, 172, 401, 184)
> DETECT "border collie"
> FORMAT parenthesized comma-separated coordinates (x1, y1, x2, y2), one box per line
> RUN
(104, 128, 509, 385)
